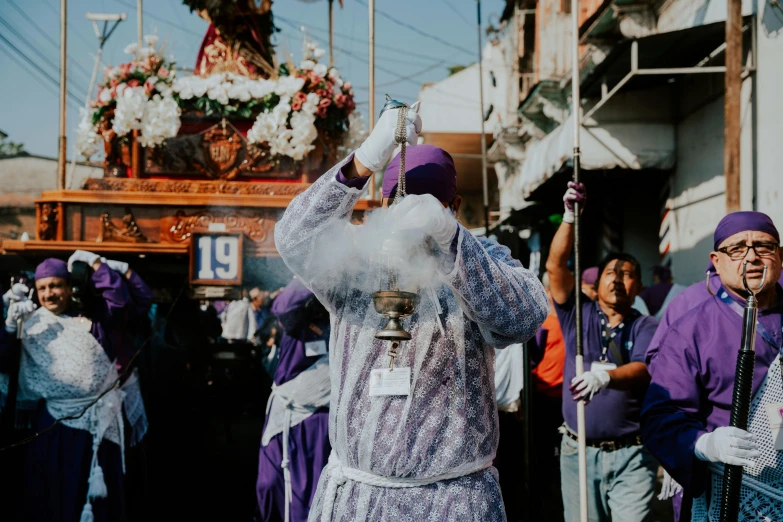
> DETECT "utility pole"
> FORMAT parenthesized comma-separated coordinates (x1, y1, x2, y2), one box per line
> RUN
(477, 0, 489, 233)
(368, 0, 376, 199)
(58, 0, 67, 190)
(724, 0, 742, 212)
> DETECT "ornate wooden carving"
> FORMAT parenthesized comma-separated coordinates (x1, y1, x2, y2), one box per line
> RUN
(81, 177, 310, 197)
(96, 209, 151, 243)
(164, 209, 275, 246)
(202, 124, 244, 179)
(38, 203, 59, 241)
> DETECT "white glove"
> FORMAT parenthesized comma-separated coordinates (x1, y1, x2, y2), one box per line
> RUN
(68, 250, 101, 271)
(562, 181, 586, 225)
(694, 427, 760, 467)
(101, 257, 129, 275)
(569, 368, 610, 403)
(3, 283, 29, 306)
(5, 300, 36, 333)
(658, 469, 683, 501)
(387, 194, 458, 252)
(355, 101, 422, 172)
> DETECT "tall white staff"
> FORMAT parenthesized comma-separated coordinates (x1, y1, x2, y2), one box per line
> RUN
(570, 0, 588, 521)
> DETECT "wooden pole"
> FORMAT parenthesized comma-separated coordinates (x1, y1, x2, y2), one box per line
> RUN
(329, 0, 334, 67)
(368, 0, 376, 199)
(477, 0, 489, 233)
(570, 0, 588, 520)
(137, 0, 143, 51)
(58, 0, 67, 190)
(725, 0, 742, 212)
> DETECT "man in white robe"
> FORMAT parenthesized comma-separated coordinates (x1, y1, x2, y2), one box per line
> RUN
(275, 102, 549, 521)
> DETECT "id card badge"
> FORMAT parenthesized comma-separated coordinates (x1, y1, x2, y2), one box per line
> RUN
(305, 340, 327, 357)
(764, 403, 783, 451)
(369, 368, 411, 397)
(591, 361, 617, 372)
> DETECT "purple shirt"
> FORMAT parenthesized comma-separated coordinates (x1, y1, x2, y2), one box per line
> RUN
(646, 273, 720, 368)
(641, 285, 783, 493)
(555, 293, 659, 439)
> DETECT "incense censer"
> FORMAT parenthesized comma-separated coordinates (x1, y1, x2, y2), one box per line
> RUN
(372, 96, 420, 367)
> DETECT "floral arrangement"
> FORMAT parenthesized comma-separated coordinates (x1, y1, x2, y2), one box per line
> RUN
(77, 38, 356, 165)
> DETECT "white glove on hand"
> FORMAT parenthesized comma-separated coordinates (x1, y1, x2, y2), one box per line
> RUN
(694, 427, 760, 467)
(68, 250, 101, 271)
(387, 194, 458, 253)
(355, 101, 422, 172)
(569, 368, 610, 403)
(101, 258, 129, 275)
(3, 283, 29, 306)
(5, 300, 36, 333)
(562, 181, 586, 225)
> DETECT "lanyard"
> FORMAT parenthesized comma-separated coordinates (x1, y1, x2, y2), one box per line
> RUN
(716, 289, 783, 351)
(596, 308, 626, 363)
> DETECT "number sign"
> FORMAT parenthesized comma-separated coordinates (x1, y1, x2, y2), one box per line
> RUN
(190, 232, 243, 285)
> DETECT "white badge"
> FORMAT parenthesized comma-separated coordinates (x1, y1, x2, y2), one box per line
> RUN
(369, 368, 411, 397)
(591, 361, 617, 372)
(305, 340, 327, 357)
(765, 403, 783, 451)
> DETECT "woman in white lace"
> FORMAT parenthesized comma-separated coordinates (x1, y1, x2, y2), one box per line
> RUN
(274, 103, 549, 521)
(4, 253, 131, 522)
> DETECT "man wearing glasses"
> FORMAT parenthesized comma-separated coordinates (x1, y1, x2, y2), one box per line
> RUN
(642, 211, 783, 520)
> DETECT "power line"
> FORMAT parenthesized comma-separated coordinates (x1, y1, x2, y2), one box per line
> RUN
(0, 18, 90, 97)
(353, 0, 475, 57)
(114, 0, 205, 37)
(7, 0, 96, 83)
(438, 0, 475, 28)
(0, 33, 83, 106)
(40, 0, 105, 55)
(276, 14, 455, 66)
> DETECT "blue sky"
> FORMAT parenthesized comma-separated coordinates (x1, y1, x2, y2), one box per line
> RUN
(0, 0, 505, 158)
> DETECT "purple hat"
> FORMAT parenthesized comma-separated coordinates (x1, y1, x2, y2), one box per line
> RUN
(713, 211, 779, 250)
(582, 267, 599, 286)
(34, 258, 70, 281)
(382, 145, 457, 202)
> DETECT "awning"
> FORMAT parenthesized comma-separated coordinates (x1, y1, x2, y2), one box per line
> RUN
(510, 113, 674, 201)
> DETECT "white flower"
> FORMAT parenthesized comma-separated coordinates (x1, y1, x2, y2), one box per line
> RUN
(99, 89, 113, 104)
(144, 34, 159, 47)
(299, 60, 315, 71)
(137, 93, 181, 148)
(313, 63, 328, 78)
(138, 46, 155, 58)
(112, 86, 147, 136)
(274, 76, 305, 97)
(123, 42, 138, 55)
(249, 79, 275, 99)
(314, 48, 326, 59)
(75, 108, 101, 159)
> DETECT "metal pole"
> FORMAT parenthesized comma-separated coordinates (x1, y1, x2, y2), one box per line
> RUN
(570, 0, 588, 521)
(368, 0, 376, 200)
(58, 0, 67, 190)
(328, 0, 335, 67)
(477, 0, 489, 233)
(725, 0, 742, 212)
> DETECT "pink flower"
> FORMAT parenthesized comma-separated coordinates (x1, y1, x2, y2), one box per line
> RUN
(291, 100, 303, 111)
(319, 98, 331, 108)
(315, 89, 328, 98)
(334, 94, 348, 109)
(110, 78, 119, 88)
(342, 81, 352, 91)
(294, 92, 307, 103)
(128, 79, 140, 88)
(316, 105, 328, 118)
(119, 63, 131, 77)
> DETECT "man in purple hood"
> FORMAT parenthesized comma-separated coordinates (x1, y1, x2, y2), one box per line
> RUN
(642, 211, 783, 520)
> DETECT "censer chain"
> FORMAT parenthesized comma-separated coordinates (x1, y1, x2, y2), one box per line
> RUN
(394, 104, 409, 201)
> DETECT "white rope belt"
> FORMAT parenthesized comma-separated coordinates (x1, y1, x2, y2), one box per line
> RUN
(318, 453, 493, 522)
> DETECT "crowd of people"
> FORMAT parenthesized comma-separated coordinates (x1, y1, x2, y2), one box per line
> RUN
(0, 100, 781, 522)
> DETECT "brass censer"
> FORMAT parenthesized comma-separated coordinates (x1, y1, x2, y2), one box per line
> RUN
(372, 95, 420, 369)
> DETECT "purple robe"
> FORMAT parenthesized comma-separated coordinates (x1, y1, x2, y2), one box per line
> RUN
(641, 285, 783, 501)
(640, 282, 674, 317)
(645, 273, 720, 369)
(256, 278, 331, 522)
(22, 263, 130, 522)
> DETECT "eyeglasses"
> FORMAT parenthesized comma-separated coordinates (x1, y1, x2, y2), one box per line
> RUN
(717, 242, 780, 260)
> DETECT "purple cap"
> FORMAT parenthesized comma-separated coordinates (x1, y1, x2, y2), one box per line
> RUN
(382, 145, 457, 202)
(34, 258, 70, 281)
(713, 211, 779, 250)
(582, 267, 599, 286)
